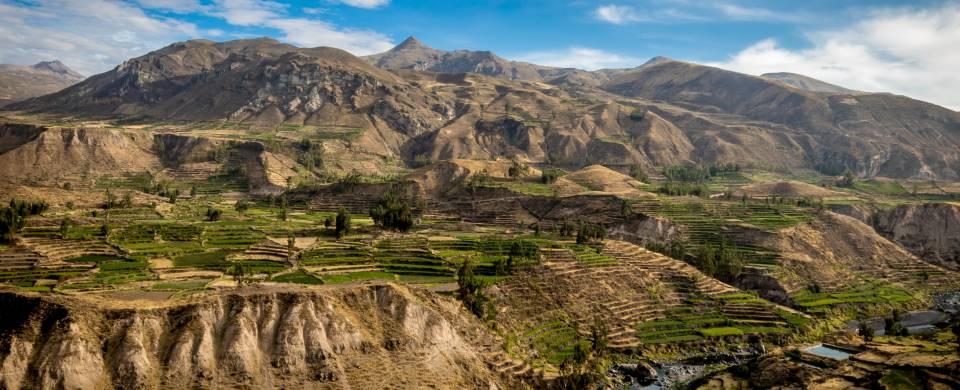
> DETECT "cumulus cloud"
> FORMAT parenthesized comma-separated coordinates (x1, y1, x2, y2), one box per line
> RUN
(0, 0, 200, 76)
(329, 0, 389, 9)
(137, 0, 207, 13)
(709, 4, 960, 110)
(212, 0, 394, 54)
(593, 2, 805, 24)
(514, 47, 639, 70)
(594, 5, 645, 24)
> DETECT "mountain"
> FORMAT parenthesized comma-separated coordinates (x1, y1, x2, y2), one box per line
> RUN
(5, 38, 960, 180)
(0, 60, 84, 106)
(762, 72, 856, 94)
(603, 60, 960, 178)
(8, 38, 451, 137)
(363, 36, 597, 82)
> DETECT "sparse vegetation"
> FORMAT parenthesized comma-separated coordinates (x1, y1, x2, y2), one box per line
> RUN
(335, 207, 351, 238)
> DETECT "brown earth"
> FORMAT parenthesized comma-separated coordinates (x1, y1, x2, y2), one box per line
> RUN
(5, 38, 960, 180)
(872, 203, 960, 270)
(763, 212, 955, 294)
(0, 283, 508, 389)
(735, 181, 846, 198)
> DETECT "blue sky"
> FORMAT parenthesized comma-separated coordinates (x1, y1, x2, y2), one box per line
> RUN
(1, 0, 959, 109)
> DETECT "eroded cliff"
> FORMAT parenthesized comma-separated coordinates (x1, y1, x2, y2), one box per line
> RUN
(0, 283, 504, 389)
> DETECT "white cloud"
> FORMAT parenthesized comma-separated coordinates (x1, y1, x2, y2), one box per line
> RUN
(266, 18, 393, 54)
(212, 0, 394, 54)
(709, 4, 960, 110)
(0, 0, 201, 76)
(594, 5, 644, 24)
(329, 0, 389, 9)
(137, 0, 207, 13)
(593, 2, 805, 24)
(514, 47, 639, 70)
(215, 0, 286, 25)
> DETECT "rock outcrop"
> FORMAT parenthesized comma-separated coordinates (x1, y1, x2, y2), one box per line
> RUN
(0, 283, 503, 389)
(872, 203, 960, 270)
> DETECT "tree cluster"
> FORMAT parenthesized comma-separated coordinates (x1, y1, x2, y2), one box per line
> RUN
(556, 320, 610, 388)
(1, 199, 48, 243)
(104, 189, 136, 209)
(662, 162, 741, 183)
(645, 239, 687, 260)
(576, 222, 607, 244)
(694, 241, 745, 282)
(657, 181, 709, 197)
(541, 169, 564, 184)
(296, 138, 325, 171)
(369, 186, 414, 232)
(507, 158, 529, 179)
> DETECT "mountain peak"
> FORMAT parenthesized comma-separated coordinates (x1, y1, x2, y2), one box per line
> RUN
(394, 36, 432, 51)
(31, 60, 82, 78)
(639, 56, 675, 68)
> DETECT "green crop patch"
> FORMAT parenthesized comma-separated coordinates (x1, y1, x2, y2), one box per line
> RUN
(698, 327, 744, 337)
(173, 251, 233, 268)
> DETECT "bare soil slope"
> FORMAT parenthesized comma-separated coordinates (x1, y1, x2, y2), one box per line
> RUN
(735, 181, 846, 198)
(0, 283, 506, 389)
(765, 212, 954, 293)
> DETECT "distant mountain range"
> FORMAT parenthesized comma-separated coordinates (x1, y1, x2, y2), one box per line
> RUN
(0, 60, 83, 106)
(4, 37, 959, 180)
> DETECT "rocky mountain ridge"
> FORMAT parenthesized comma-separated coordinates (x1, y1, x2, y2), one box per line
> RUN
(0, 61, 84, 106)
(4, 37, 960, 180)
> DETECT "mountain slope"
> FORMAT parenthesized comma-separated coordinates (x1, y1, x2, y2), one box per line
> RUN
(8, 38, 452, 140)
(4, 38, 960, 179)
(762, 72, 855, 94)
(364, 36, 598, 82)
(0, 61, 84, 106)
(604, 61, 960, 179)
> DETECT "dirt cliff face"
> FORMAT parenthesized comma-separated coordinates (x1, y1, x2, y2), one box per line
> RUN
(872, 203, 960, 270)
(0, 284, 503, 389)
(0, 124, 159, 182)
(766, 212, 954, 293)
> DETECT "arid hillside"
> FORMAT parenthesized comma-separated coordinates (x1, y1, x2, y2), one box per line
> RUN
(5, 38, 960, 179)
(0, 61, 83, 106)
(0, 283, 508, 389)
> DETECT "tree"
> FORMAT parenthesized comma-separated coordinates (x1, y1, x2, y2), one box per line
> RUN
(206, 207, 222, 222)
(278, 194, 288, 221)
(541, 169, 564, 184)
(507, 158, 529, 179)
(104, 188, 118, 209)
(231, 264, 251, 286)
(234, 200, 250, 212)
(190, 185, 197, 197)
(335, 207, 351, 239)
(59, 218, 73, 238)
(629, 164, 648, 182)
(121, 191, 133, 208)
(839, 169, 857, 187)
(859, 321, 874, 341)
(456, 260, 491, 318)
(323, 216, 333, 229)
